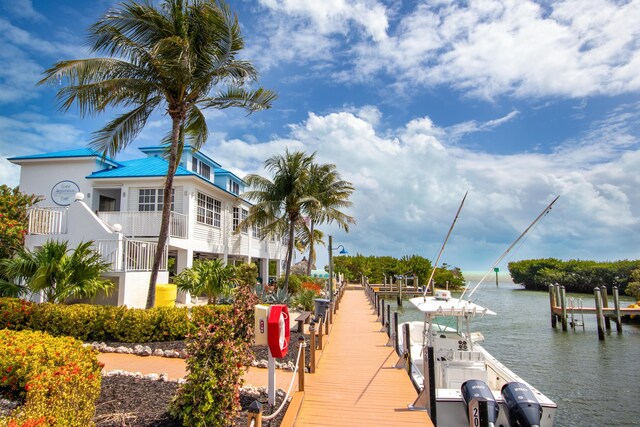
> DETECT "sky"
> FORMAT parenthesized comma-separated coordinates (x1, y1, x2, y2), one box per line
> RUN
(1, 0, 639, 273)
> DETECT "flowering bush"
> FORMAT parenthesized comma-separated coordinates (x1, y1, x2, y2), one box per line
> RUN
(302, 281, 322, 295)
(0, 329, 102, 427)
(0, 185, 40, 263)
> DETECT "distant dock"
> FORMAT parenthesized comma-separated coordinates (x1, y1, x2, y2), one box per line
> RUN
(549, 284, 640, 340)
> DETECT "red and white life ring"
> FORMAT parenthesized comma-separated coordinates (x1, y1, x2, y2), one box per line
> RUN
(267, 304, 290, 358)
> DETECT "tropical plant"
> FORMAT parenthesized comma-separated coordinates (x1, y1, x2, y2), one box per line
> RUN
(0, 240, 113, 303)
(242, 150, 316, 294)
(265, 287, 290, 304)
(624, 269, 640, 300)
(174, 259, 236, 304)
(39, 0, 276, 308)
(292, 288, 317, 311)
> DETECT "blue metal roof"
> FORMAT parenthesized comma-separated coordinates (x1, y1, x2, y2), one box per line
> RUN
(139, 145, 222, 168)
(8, 148, 118, 166)
(87, 156, 194, 179)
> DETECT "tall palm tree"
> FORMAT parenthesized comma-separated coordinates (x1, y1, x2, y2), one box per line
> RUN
(0, 240, 113, 304)
(304, 162, 355, 275)
(242, 150, 316, 294)
(38, 0, 276, 308)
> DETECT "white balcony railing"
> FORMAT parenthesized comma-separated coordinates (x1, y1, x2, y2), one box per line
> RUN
(98, 211, 188, 239)
(94, 238, 167, 272)
(28, 207, 68, 234)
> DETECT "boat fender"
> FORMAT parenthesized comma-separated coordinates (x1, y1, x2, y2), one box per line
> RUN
(461, 379, 499, 427)
(501, 382, 543, 427)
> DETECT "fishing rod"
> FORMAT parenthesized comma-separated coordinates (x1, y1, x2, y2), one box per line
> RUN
(424, 191, 468, 298)
(463, 195, 560, 301)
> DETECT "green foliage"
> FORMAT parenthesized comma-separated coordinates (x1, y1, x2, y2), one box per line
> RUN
(0, 298, 232, 342)
(175, 259, 237, 304)
(279, 274, 303, 295)
(624, 269, 640, 300)
(231, 280, 259, 345)
(0, 329, 102, 427)
(508, 258, 640, 292)
(332, 254, 451, 287)
(432, 266, 465, 289)
(169, 313, 251, 426)
(0, 240, 113, 303)
(235, 263, 259, 287)
(0, 186, 41, 264)
(292, 289, 318, 311)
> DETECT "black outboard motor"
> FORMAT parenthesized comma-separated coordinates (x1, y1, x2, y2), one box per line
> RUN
(501, 382, 543, 427)
(461, 380, 499, 427)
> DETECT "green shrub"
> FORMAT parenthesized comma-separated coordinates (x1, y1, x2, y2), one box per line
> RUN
(293, 289, 317, 311)
(0, 329, 102, 427)
(169, 314, 250, 426)
(191, 304, 233, 327)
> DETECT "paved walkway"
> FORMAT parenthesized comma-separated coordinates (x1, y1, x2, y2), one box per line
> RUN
(98, 353, 295, 389)
(294, 289, 432, 426)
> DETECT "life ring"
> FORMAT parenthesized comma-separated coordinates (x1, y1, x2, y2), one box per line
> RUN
(267, 305, 290, 358)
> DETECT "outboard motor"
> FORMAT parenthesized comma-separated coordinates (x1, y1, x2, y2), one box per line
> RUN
(501, 382, 543, 427)
(461, 380, 499, 427)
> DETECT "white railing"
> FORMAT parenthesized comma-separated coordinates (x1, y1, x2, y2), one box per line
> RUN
(98, 211, 188, 239)
(93, 238, 167, 272)
(28, 207, 68, 234)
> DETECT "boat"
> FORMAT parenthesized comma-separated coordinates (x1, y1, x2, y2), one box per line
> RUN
(397, 196, 560, 426)
(398, 290, 557, 426)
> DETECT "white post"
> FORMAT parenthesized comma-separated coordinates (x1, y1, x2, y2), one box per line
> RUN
(268, 353, 276, 405)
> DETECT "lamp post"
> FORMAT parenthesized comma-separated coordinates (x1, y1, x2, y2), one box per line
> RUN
(328, 235, 348, 302)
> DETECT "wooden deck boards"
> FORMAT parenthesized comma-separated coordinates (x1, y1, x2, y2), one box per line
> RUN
(294, 290, 432, 426)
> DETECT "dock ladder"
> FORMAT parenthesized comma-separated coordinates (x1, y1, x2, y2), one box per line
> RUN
(568, 297, 585, 331)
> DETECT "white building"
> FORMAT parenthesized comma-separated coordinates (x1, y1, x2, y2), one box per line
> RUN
(9, 146, 287, 308)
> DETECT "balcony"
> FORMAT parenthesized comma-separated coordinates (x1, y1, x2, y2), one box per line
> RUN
(98, 211, 188, 239)
(28, 207, 68, 234)
(93, 238, 167, 272)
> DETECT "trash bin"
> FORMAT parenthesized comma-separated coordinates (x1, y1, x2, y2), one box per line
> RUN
(155, 284, 177, 307)
(314, 298, 330, 320)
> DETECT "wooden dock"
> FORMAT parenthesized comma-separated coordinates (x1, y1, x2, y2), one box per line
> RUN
(292, 289, 432, 426)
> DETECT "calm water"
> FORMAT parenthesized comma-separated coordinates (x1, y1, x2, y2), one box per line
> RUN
(392, 282, 640, 427)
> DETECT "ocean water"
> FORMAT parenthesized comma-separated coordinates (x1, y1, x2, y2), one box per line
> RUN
(391, 282, 640, 427)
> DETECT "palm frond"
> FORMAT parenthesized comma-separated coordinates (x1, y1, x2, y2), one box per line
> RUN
(90, 97, 161, 157)
(203, 87, 277, 113)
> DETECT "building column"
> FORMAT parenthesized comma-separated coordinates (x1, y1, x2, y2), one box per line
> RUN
(175, 248, 193, 304)
(261, 257, 269, 284)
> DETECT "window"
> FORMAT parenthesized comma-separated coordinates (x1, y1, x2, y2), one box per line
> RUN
(197, 193, 221, 227)
(233, 207, 240, 232)
(138, 188, 174, 211)
(242, 208, 248, 234)
(252, 223, 262, 239)
(191, 157, 211, 180)
(229, 180, 240, 195)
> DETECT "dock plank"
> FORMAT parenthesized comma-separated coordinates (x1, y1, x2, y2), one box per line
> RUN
(294, 290, 432, 426)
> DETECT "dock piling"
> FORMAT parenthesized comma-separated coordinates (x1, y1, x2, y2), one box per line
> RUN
(613, 286, 622, 333)
(549, 285, 557, 328)
(595, 288, 605, 341)
(560, 286, 568, 331)
(298, 336, 306, 392)
(309, 321, 316, 373)
(601, 286, 611, 330)
(393, 312, 400, 355)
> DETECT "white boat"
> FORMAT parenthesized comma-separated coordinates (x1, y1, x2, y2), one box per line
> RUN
(398, 290, 557, 427)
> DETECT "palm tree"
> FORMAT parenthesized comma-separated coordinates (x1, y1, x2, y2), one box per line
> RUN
(304, 162, 355, 275)
(242, 150, 316, 294)
(174, 259, 236, 304)
(0, 240, 113, 304)
(38, 0, 276, 308)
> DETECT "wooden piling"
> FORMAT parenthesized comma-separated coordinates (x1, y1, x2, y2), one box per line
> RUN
(393, 312, 400, 355)
(549, 285, 557, 328)
(613, 286, 623, 333)
(309, 322, 316, 373)
(601, 286, 611, 330)
(403, 322, 412, 374)
(325, 310, 330, 336)
(381, 300, 386, 327)
(398, 277, 403, 307)
(560, 286, 568, 331)
(298, 336, 306, 392)
(386, 304, 391, 338)
(317, 316, 324, 350)
(247, 401, 263, 427)
(595, 288, 605, 341)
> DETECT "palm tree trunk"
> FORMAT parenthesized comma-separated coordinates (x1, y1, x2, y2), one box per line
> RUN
(146, 114, 182, 309)
(283, 217, 296, 295)
(306, 220, 314, 276)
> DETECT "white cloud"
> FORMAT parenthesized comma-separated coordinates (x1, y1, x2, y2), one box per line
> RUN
(251, 0, 640, 99)
(207, 104, 639, 269)
(2, 0, 46, 22)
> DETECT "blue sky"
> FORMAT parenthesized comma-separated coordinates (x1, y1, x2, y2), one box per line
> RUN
(1, 0, 639, 272)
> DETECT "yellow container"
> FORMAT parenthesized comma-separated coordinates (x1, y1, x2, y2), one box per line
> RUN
(155, 284, 177, 307)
